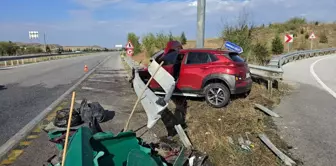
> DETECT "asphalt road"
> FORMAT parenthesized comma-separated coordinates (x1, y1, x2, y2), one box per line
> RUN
(8, 53, 167, 166)
(0, 53, 110, 146)
(274, 54, 336, 166)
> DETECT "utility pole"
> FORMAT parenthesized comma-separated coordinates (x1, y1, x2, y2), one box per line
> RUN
(44, 32, 47, 53)
(196, 0, 205, 48)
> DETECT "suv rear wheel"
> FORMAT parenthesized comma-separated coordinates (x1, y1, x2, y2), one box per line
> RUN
(204, 83, 230, 108)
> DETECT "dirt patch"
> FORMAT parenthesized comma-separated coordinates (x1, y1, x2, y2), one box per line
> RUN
(181, 82, 294, 166)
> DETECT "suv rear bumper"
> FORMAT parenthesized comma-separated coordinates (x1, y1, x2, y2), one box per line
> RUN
(231, 78, 252, 94)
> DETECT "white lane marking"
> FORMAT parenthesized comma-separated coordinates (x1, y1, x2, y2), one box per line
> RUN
(88, 79, 115, 83)
(81, 86, 117, 94)
(310, 56, 336, 99)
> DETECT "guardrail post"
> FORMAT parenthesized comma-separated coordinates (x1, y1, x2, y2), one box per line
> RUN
(16, 60, 19, 65)
(267, 80, 273, 96)
(21, 59, 24, 65)
(34, 58, 37, 63)
(4, 61, 7, 67)
(11, 60, 13, 66)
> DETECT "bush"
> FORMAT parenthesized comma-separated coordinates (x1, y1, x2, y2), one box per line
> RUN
(315, 21, 319, 25)
(46, 45, 51, 53)
(271, 35, 284, 55)
(0, 41, 19, 56)
(286, 17, 307, 25)
(305, 33, 310, 39)
(320, 32, 328, 43)
(127, 32, 141, 55)
(300, 28, 305, 34)
(253, 43, 270, 65)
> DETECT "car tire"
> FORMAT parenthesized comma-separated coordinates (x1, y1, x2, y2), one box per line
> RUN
(204, 83, 230, 108)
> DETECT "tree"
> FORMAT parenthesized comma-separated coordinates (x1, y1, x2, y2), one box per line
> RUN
(127, 32, 141, 55)
(253, 42, 270, 65)
(46, 45, 51, 53)
(319, 32, 328, 43)
(4, 41, 19, 55)
(180, 32, 187, 45)
(221, 9, 254, 60)
(168, 31, 173, 41)
(142, 33, 156, 57)
(271, 35, 284, 55)
(155, 32, 169, 50)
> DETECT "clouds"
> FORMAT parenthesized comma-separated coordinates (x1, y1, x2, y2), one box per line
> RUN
(73, 0, 123, 9)
(0, 0, 335, 47)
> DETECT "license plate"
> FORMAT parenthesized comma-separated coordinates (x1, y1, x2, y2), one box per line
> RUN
(246, 73, 251, 78)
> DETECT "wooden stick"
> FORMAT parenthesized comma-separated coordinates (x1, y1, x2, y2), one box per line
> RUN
(61, 91, 76, 166)
(123, 61, 164, 131)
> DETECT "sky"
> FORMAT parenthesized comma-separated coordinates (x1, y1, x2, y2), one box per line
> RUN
(0, 0, 335, 48)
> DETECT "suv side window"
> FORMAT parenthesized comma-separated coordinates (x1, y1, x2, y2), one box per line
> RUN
(185, 52, 216, 65)
(157, 50, 178, 65)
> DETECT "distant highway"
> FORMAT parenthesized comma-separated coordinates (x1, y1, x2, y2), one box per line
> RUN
(274, 54, 336, 166)
(0, 53, 109, 146)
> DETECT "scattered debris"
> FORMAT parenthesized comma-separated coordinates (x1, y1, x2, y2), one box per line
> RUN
(227, 136, 234, 145)
(188, 156, 196, 166)
(174, 124, 192, 148)
(254, 103, 281, 117)
(238, 135, 251, 151)
(259, 133, 296, 166)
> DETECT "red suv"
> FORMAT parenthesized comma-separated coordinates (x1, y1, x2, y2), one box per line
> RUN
(139, 41, 252, 108)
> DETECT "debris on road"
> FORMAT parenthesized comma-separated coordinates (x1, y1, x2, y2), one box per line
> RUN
(174, 124, 192, 148)
(255, 103, 281, 117)
(259, 133, 296, 166)
(43, 102, 210, 166)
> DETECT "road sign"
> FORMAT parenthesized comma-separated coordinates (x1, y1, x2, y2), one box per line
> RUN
(126, 41, 134, 49)
(126, 49, 134, 56)
(29, 31, 39, 39)
(284, 34, 293, 43)
(309, 32, 316, 39)
(224, 41, 243, 54)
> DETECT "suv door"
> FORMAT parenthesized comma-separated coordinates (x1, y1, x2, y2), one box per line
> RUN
(149, 50, 178, 90)
(177, 52, 217, 92)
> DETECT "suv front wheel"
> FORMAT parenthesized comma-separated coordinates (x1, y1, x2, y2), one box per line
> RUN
(204, 83, 230, 108)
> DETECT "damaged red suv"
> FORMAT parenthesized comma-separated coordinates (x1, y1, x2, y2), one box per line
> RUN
(139, 41, 252, 108)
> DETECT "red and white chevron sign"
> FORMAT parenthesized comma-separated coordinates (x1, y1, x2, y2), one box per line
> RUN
(285, 34, 293, 43)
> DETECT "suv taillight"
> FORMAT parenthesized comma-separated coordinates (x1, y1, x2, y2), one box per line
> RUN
(223, 62, 237, 67)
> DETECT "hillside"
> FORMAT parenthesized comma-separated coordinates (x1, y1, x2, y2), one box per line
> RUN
(131, 20, 336, 65)
(183, 23, 336, 51)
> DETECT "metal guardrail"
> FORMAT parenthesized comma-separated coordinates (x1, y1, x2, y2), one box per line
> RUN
(0, 52, 82, 61)
(248, 64, 283, 80)
(267, 48, 336, 68)
(247, 47, 336, 95)
(122, 55, 175, 128)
